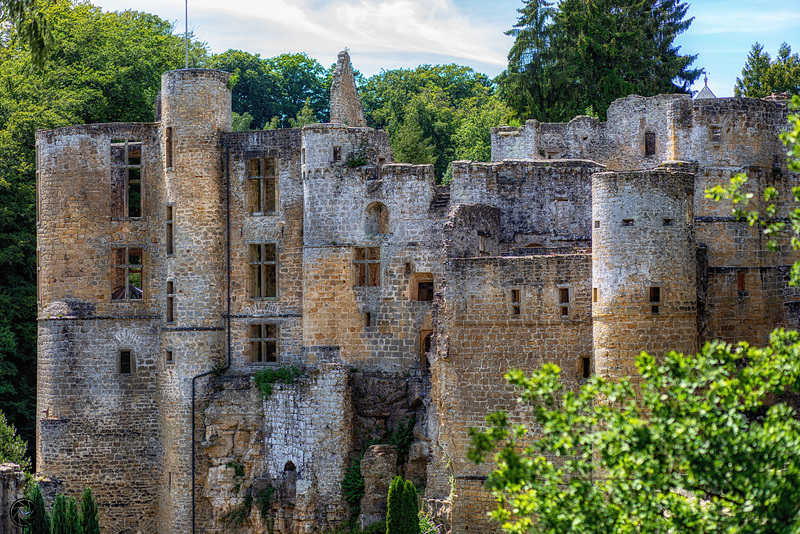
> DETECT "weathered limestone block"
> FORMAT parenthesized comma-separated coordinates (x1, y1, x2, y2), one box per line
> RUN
(360, 444, 398, 529)
(0, 463, 25, 534)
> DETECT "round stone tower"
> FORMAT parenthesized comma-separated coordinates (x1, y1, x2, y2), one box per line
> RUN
(158, 69, 231, 533)
(592, 163, 697, 380)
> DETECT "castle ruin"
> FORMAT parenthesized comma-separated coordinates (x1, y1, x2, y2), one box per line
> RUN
(35, 51, 800, 533)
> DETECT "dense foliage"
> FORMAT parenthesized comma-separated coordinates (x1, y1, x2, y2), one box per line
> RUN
(734, 42, 800, 98)
(0, 0, 208, 458)
(386, 476, 420, 534)
(498, 0, 700, 122)
(26, 482, 52, 534)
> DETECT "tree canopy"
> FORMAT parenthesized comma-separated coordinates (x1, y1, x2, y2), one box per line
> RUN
(499, 0, 701, 122)
(734, 42, 800, 98)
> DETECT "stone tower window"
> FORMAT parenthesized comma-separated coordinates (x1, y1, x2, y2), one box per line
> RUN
(644, 131, 656, 156)
(592, 287, 598, 303)
(111, 140, 143, 218)
(354, 247, 380, 287)
(410, 273, 434, 301)
(558, 287, 570, 317)
(166, 281, 175, 323)
(248, 158, 278, 214)
(649, 286, 661, 314)
(333, 146, 342, 162)
(581, 356, 590, 378)
(283, 461, 297, 500)
(421, 330, 433, 371)
(111, 247, 144, 301)
(166, 349, 173, 364)
(663, 218, 674, 226)
(166, 205, 174, 256)
(511, 289, 521, 315)
(250, 323, 278, 364)
(365, 202, 389, 234)
(737, 271, 746, 292)
(165, 127, 174, 169)
(249, 244, 277, 299)
(711, 126, 722, 143)
(119, 350, 133, 374)
(622, 219, 634, 227)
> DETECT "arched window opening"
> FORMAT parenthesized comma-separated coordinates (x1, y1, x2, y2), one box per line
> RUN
(283, 461, 297, 500)
(365, 202, 389, 235)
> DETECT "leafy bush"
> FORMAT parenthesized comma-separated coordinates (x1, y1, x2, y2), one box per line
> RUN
(254, 365, 302, 397)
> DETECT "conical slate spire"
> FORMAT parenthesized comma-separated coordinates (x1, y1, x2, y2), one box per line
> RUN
(329, 50, 367, 126)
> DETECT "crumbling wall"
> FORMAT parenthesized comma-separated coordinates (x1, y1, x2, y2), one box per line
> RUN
(330, 50, 367, 127)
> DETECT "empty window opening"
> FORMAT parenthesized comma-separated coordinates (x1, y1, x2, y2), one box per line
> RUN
(166, 205, 174, 255)
(663, 218, 674, 226)
(168, 472, 172, 490)
(511, 289, 521, 315)
(418, 282, 434, 301)
(283, 461, 297, 500)
(622, 219, 634, 227)
(592, 287, 598, 303)
(737, 271, 746, 292)
(651, 305, 660, 314)
(582, 357, 591, 378)
(249, 244, 277, 298)
(404, 262, 412, 274)
(354, 247, 381, 287)
(248, 157, 277, 213)
(165, 127, 174, 169)
(365, 202, 389, 235)
(250, 323, 278, 363)
(111, 140, 143, 218)
(364, 312, 372, 327)
(649, 286, 661, 303)
(711, 126, 722, 143)
(378, 157, 386, 167)
(559, 288, 570, 317)
(112, 247, 143, 301)
(420, 330, 433, 372)
(333, 146, 341, 162)
(119, 350, 132, 374)
(410, 273, 434, 300)
(594, 220, 600, 229)
(644, 131, 656, 156)
(479, 235, 489, 255)
(166, 281, 175, 323)
(166, 349, 173, 364)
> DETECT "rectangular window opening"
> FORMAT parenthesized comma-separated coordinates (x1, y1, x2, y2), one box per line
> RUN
(560, 306, 569, 317)
(120, 350, 132, 374)
(354, 246, 381, 287)
(663, 218, 674, 226)
(166, 205, 174, 255)
(166, 281, 174, 323)
(333, 146, 341, 162)
(250, 323, 278, 364)
(249, 243, 277, 299)
(111, 140, 143, 218)
(559, 288, 570, 304)
(166, 350, 173, 364)
(622, 219, 634, 227)
(364, 312, 371, 327)
(737, 271, 746, 292)
(165, 127, 173, 168)
(248, 157, 278, 213)
(711, 126, 722, 143)
(649, 286, 661, 303)
(417, 282, 434, 301)
(582, 357, 590, 379)
(511, 289, 521, 315)
(645, 131, 656, 156)
(651, 305, 660, 314)
(594, 220, 600, 228)
(112, 247, 144, 301)
(592, 287, 598, 303)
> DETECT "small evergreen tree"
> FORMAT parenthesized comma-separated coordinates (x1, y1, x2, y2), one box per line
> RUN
(50, 494, 67, 534)
(402, 480, 420, 534)
(65, 497, 79, 534)
(80, 487, 100, 534)
(25, 482, 51, 534)
(386, 475, 404, 534)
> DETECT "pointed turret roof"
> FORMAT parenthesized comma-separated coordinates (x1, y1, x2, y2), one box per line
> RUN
(695, 74, 717, 100)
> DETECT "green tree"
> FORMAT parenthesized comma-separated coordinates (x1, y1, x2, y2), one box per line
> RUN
(500, 0, 700, 122)
(469, 330, 800, 534)
(231, 111, 254, 132)
(0, 0, 51, 68)
(287, 97, 318, 128)
(402, 480, 420, 534)
(80, 487, 99, 534)
(387, 476, 421, 534)
(25, 482, 51, 534)
(0, 409, 29, 471)
(734, 42, 800, 98)
(50, 494, 67, 534)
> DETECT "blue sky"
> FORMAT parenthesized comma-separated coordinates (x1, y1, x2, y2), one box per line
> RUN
(90, 0, 800, 98)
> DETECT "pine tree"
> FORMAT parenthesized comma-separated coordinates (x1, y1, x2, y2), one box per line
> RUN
(65, 497, 79, 534)
(25, 482, 51, 534)
(80, 488, 100, 534)
(402, 480, 420, 534)
(734, 42, 800, 97)
(386, 475, 404, 534)
(51, 494, 67, 534)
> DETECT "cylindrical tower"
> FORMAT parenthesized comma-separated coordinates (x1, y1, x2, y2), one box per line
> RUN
(157, 69, 231, 533)
(592, 164, 697, 380)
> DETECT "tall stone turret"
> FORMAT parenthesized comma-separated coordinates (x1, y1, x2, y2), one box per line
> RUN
(329, 50, 367, 127)
(592, 164, 698, 379)
(157, 68, 231, 532)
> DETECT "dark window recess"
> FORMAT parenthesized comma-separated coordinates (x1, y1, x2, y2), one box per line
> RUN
(120, 350, 132, 374)
(418, 282, 434, 301)
(249, 244, 277, 298)
(166, 350, 173, 363)
(622, 219, 634, 227)
(166, 205, 174, 255)
(712, 126, 722, 143)
(559, 288, 569, 304)
(511, 289, 521, 315)
(248, 158, 277, 213)
(645, 131, 656, 156)
(594, 220, 600, 228)
(165, 127, 173, 168)
(111, 140, 143, 218)
(112, 247, 143, 301)
(738, 271, 746, 292)
(250, 323, 278, 363)
(364, 312, 371, 327)
(649, 286, 661, 303)
(354, 247, 381, 287)
(166, 281, 174, 323)
(592, 288, 598, 303)
(333, 146, 341, 162)
(582, 357, 591, 378)
(663, 218, 674, 226)
(652, 305, 660, 314)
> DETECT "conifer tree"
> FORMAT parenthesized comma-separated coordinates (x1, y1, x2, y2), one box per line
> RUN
(402, 480, 420, 534)
(50, 494, 67, 534)
(25, 482, 51, 534)
(386, 475, 404, 534)
(65, 497, 79, 534)
(80, 488, 100, 534)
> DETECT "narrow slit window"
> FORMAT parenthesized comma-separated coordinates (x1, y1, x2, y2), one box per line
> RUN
(166, 205, 174, 255)
(649, 286, 661, 303)
(711, 126, 722, 143)
(737, 271, 746, 292)
(622, 219, 634, 227)
(663, 218, 674, 226)
(248, 157, 277, 213)
(250, 323, 278, 364)
(112, 247, 144, 301)
(166, 281, 174, 323)
(364, 312, 371, 327)
(559, 288, 569, 317)
(353, 247, 381, 287)
(166, 349, 173, 364)
(644, 131, 656, 156)
(119, 350, 132, 374)
(249, 244, 277, 299)
(592, 287, 598, 303)
(111, 140, 143, 218)
(582, 357, 590, 378)
(165, 127, 173, 168)
(511, 289, 521, 315)
(333, 146, 341, 162)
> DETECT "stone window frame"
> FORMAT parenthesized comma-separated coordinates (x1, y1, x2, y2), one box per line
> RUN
(166, 203, 175, 256)
(510, 288, 522, 316)
(648, 285, 661, 314)
(410, 272, 434, 301)
(165, 126, 174, 169)
(557, 285, 571, 319)
(118, 348, 135, 374)
(111, 246, 145, 302)
(711, 125, 722, 144)
(644, 131, 656, 157)
(248, 243, 278, 300)
(249, 322, 279, 364)
(247, 157, 279, 215)
(166, 280, 175, 323)
(353, 246, 381, 287)
(365, 202, 390, 235)
(165, 349, 174, 365)
(111, 139, 144, 219)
